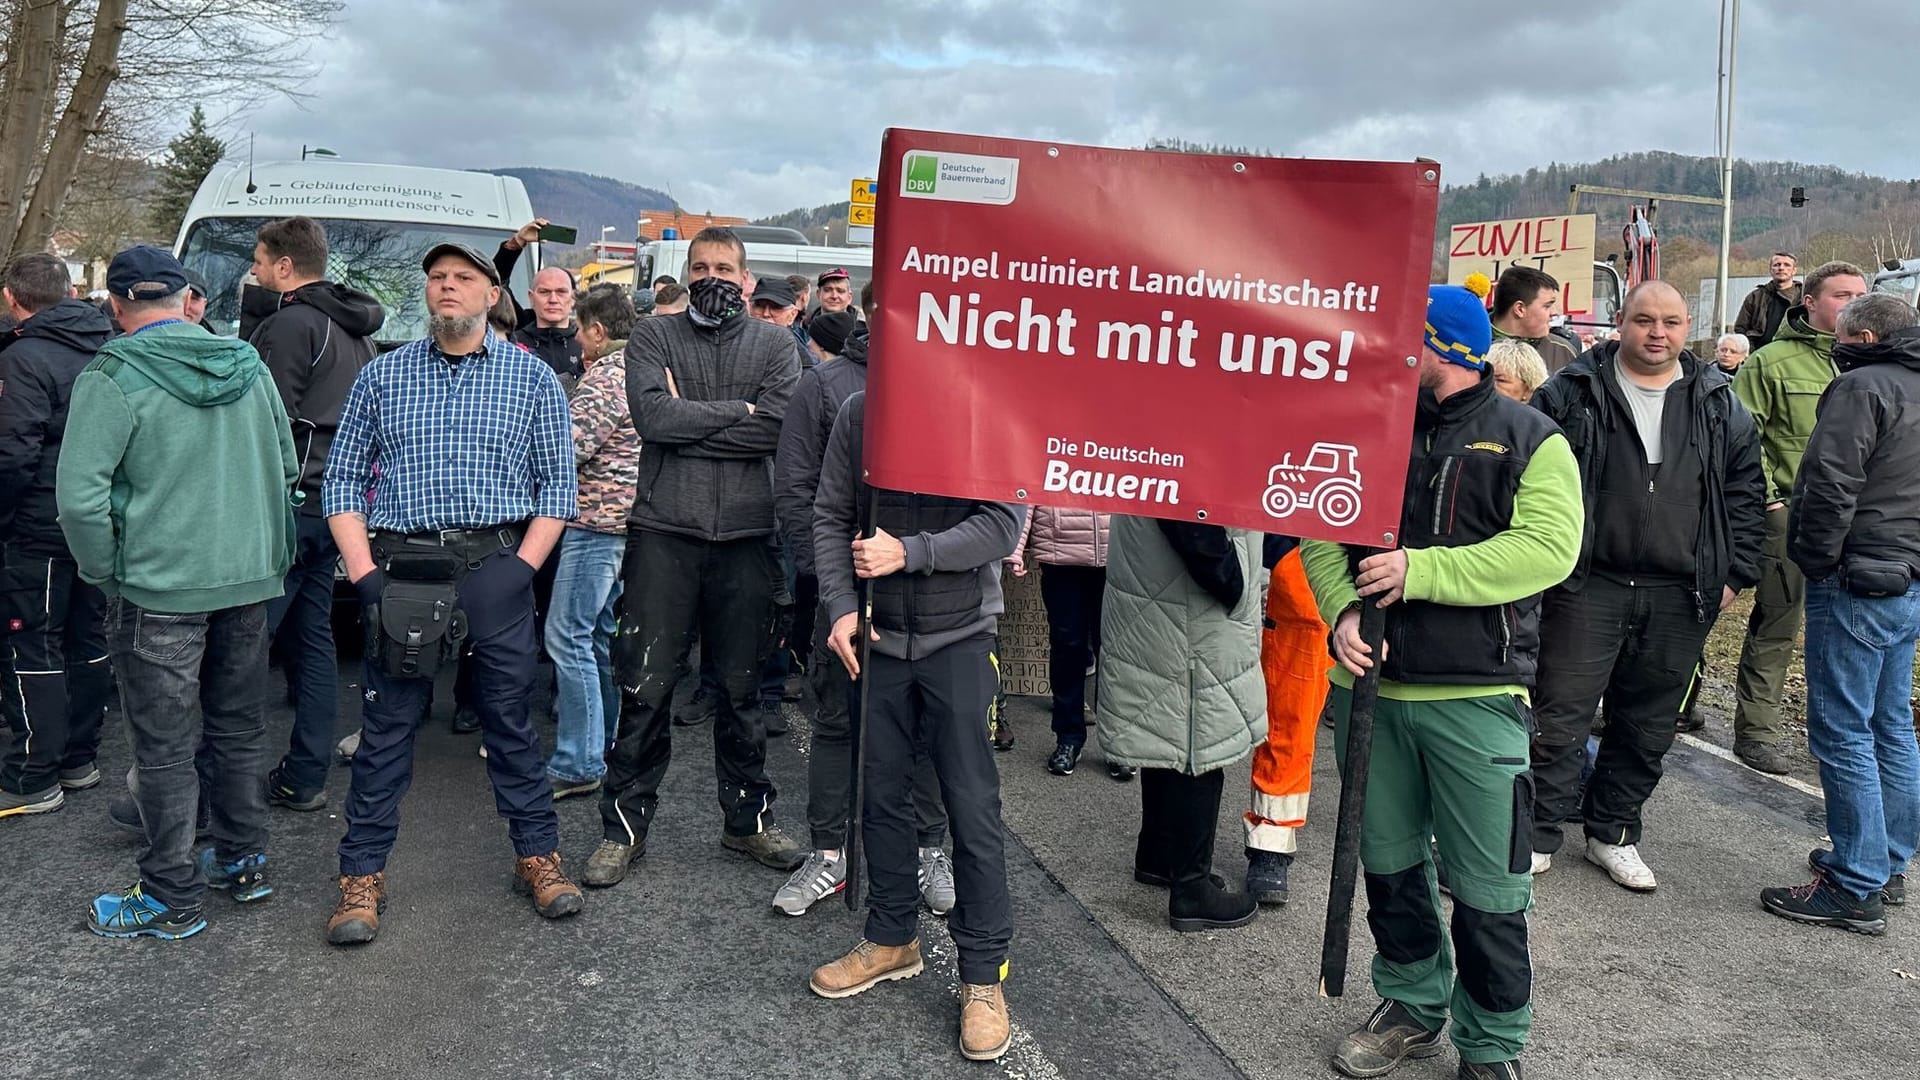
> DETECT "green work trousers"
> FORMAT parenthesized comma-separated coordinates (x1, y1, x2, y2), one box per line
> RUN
(1734, 506, 1804, 749)
(1332, 686, 1534, 1065)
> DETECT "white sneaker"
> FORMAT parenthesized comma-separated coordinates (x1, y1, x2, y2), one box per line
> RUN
(1585, 841, 1656, 891)
(1530, 851, 1553, 875)
(334, 729, 361, 763)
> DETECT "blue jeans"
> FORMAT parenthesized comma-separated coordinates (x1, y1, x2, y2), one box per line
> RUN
(1803, 577, 1920, 901)
(544, 529, 624, 783)
(265, 513, 340, 794)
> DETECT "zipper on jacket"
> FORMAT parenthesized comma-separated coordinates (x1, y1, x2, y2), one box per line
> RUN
(1187, 654, 1200, 767)
(1497, 604, 1512, 666)
(1430, 457, 1456, 536)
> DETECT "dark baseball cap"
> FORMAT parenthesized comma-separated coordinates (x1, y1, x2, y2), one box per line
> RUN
(106, 246, 190, 301)
(420, 242, 502, 284)
(808, 311, 859, 355)
(183, 267, 210, 299)
(750, 275, 796, 308)
(817, 267, 851, 286)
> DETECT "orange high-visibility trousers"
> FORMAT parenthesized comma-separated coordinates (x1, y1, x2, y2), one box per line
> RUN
(1244, 549, 1329, 854)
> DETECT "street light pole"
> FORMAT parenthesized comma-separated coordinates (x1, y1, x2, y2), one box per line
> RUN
(1715, 0, 1740, 333)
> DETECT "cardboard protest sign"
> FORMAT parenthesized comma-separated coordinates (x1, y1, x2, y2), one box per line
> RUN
(864, 129, 1439, 546)
(1446, 213, 1597, 315)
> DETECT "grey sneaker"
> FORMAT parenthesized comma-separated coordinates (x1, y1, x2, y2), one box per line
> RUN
(1333, 998, 1444, 1078)
(58, 764, 102, 791)
(0, 785, 63, 819)
(582, 839, 644, 888)
(722, 823, 807, 870)
(773, 850, 847, 916)
(335, 729, 361, 764)
(918, 846, 956, 915)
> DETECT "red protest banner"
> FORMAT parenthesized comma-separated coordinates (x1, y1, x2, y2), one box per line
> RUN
(863, 129, 1441, 547)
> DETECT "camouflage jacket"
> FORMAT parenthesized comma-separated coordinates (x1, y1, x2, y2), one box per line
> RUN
(568, 342, 639, 533)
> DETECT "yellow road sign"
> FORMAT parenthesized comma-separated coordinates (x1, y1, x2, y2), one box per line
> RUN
(850, 178, 878, 205)
(848, 203, 876, 226)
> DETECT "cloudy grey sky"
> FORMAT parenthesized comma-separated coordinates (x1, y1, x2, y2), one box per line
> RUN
(241, 0, 1917, 219)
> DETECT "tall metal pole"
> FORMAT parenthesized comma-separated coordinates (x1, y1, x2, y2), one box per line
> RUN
(1715, 0, 1740, 333)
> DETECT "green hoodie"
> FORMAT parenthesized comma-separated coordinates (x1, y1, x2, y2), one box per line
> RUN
(1731, 304, 1837, 504)
(56, 321, 299, 614)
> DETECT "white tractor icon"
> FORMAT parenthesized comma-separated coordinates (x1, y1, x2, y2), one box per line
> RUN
(1262, 443, 1364, 528)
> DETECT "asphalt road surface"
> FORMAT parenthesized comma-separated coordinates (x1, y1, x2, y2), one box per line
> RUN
(4, 660, 1917, 1080)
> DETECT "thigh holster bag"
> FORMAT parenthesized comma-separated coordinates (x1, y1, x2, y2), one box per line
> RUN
(367, 547, 469, 679)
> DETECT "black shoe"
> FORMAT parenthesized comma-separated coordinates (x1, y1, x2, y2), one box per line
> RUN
(1459, 1061, 1524, 1080)
(674, 696, 714, 727)
(1809, 848, 1907, 907)
(1106, 762, 1136, 782)
(764, 705, 790, 738)
(1736, 742, 1792, 775)
(109, 795, 210, 839)
(1761, 875, 1886, 935)
(451, 707, 482, 734)
(1332, 999, 1445, 1078)
(1673, 711, 1705, 734)
(266, 766, 326, 812)
(991, 713, 1014, 752)
(782, 673, 806, 703)
(1246, 849, 1292, 906)
(1168, 874, 1259, 932)
(1045, 741, 1083, 776)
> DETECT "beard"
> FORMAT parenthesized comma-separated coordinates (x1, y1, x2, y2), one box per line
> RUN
(429, 312, 486, 341)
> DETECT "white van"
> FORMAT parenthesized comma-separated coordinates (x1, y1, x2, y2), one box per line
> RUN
(174, 160, 540, 348)
(637, 239, 872, 308)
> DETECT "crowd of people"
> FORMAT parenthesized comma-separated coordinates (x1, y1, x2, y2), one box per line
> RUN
(1, 219, 1916, 1077)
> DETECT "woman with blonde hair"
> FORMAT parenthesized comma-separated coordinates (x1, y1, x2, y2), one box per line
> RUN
(1486, 338, 1550, 402)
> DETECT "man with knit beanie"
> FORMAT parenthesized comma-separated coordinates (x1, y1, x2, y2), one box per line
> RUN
(1302, 285, 1583, 1079)
(58, 246, 301, 939)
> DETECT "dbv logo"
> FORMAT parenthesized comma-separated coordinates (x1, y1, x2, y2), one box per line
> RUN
(905, 155, 939, 193)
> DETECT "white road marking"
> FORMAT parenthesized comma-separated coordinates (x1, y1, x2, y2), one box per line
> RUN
(1676, 733, 1826, 800)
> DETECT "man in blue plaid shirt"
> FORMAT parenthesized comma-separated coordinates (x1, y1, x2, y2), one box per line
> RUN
(319, 242, 583, 945)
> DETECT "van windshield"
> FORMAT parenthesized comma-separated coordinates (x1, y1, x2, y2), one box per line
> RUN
(178, 217, 527, 346)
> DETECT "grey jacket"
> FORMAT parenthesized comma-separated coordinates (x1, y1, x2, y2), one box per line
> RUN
(773, 327, 868, 576)
(813, 391, 1024, 660)
(624, 311, 800, 542)
(1096, 516, 1264, 774)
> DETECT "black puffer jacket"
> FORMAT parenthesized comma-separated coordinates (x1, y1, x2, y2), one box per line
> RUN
(246, 281, 384, 507)
(774, 324, 869, 575)
(1789, 326, 1920, 581)
(0, 299, 115, 555)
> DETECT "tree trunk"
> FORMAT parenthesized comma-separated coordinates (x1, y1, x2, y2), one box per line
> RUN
(14, 0, 127, 260)
(0, 0, 64, 255)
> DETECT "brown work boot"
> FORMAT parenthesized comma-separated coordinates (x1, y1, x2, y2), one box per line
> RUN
(960, 982, 1012, 1061)
(514, 852, 584, 919)
(808, 938, 924, 999)
(327, 873, 385, 946)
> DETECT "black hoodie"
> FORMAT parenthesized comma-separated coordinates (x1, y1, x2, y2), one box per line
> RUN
(774, 323, 870, 576)
(245, 280, 385, 506)
(1789, 325, 1920, 581)
(0, 299, 115, 555)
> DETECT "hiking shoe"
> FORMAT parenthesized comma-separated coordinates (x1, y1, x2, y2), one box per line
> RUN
(58, 764, 102, 791)
(991, 714, 1014, 753)
(328, 873, 386, 945)
(1459, 1061, 1524, 1079)
(514, 852, 584, 919)
(1887, 872, 1909, 907)
(1246, 849, 1292, 906)
(1107, 762, 1136, 781)
(335, 729, 361, 763)
(723, 823, 807, 870)
(266, 766, 326, 812)
(809, 938, 924, 999)
(198, 849, 274, 903)
(1332, 999, 1445, 1078)
(451, 707, 482, 734)
(673, 694, 713, 727)
(919, 846, 956, 915)
(1673, 710, 1704, 734)
(960, 982, 1012, 1062)
(1735, 742, 1792, 775)
(550, 776, 602, 801)
(0, 785, 63, 818)
(583, 839, 644, 887)
(1761, 874, 1886, 935)
(1046, 740, 1083, 776)
(1585, 840, 1656, 891)
(87, 883, 206, 940)
(773, 850, 847, 916)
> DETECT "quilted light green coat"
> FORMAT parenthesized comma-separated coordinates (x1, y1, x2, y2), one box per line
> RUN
(1094, 517, 1264, 774)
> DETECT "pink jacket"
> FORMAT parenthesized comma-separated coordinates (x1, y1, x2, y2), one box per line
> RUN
(1013, 506, 1111, 570)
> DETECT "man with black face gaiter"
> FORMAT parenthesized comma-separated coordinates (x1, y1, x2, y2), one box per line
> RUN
(585, 227, 806, 888)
